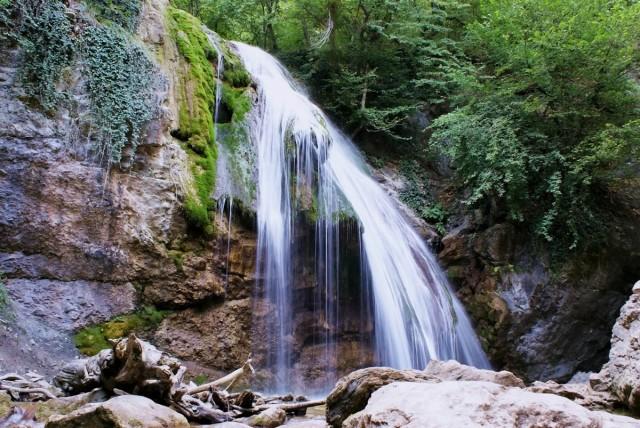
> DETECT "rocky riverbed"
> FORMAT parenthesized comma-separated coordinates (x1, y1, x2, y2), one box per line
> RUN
(1, 281, 639, 427)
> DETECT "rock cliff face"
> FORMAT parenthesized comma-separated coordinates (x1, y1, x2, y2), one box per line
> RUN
(591, 281, 640, 413)
(445, 211, 640, 382)
(376, 161, 640, 382)
(0, 0, 254, 375)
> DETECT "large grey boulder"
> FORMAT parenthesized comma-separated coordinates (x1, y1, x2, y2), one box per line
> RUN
(591, 281, 640, 414)
(45, 395, 189, 428)
(343, 381, 640, 428)
(325, 367, 437, 427)
(326, 361, 529, 427)
(244, 406, 286, 428)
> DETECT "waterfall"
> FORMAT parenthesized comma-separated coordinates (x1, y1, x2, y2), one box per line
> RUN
(231, 42, 490, 392)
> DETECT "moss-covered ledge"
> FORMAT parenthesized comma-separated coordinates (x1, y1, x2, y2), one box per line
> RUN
(166, 7, 253, 235)
(74, 306, 169, 356)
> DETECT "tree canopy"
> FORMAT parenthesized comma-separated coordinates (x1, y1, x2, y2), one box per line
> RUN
(173, 0, 640, 251)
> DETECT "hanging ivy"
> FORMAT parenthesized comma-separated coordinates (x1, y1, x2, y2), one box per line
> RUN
(85, 0, 142, 31)
(81, 26, 157, 163)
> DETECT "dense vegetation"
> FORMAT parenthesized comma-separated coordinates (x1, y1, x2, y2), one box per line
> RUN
(175, 0, 640, 251)
(0, 0, 156, 164)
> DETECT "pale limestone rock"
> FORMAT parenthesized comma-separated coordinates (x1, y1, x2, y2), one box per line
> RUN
(343, 381, 640, 428)
(424, 359, 525, 388)
(45, 395, 189, 428)
(245, 407, 286, 428)
(326, 367, 437, 427)
(591, 280, 640, 413)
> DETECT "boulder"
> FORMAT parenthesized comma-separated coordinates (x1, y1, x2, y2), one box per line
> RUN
(424, 359, 525, 388)
(244, 407, 286, 428)
(343, 381, 640, 428)
(325, 367, 436, 427)
(590, 281, 640, 413)
(527, 380, 618, 411)
(194, 423, 252, 428)
(45, 395, 189, 428)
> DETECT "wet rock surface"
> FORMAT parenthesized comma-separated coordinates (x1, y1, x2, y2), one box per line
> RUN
(439, 218, 639, 382)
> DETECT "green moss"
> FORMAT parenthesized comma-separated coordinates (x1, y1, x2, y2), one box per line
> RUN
(222, 83, 252, 123)
(192, 374, 208, 385)
(167, 7, 218, 234)
(223, 69, 251, 88)
(74, 306, 169, 356)
(168, 250, 185, 271)
(74, 326, 111, 356)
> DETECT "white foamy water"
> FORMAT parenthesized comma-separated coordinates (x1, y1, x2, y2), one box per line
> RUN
(231, 41, 490, 391)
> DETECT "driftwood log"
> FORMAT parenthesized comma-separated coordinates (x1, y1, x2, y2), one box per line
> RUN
(0, 373, 59, 401)
(2, 334, 326, 425)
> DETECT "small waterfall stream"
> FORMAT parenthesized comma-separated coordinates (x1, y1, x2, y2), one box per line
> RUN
(226, 41, 489, 392)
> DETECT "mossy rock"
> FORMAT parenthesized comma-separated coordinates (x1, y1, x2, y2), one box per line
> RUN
(166, 7, 254, 235)
(167, 7, 218, 235)
(74, 306, 169, 356)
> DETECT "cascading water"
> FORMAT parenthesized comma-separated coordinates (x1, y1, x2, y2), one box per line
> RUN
(231, 42, 490, 392)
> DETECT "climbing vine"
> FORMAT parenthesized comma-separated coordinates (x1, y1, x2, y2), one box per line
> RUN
(85, 0, 142, 31)
(1, 0, 75, 112)
(81, 26, 157, 163)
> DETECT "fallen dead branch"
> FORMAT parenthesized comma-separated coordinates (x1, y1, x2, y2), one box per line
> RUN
(1, 334, 325, 425)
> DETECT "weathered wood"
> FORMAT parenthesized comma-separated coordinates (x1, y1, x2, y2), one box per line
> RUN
(3, 337, 326, 426)
(0, 384, 58, 400)
(173, 394, 234, 424)
(187, 359, 255, 395)
(234, 390, 255, 409)
(277, 399, 325, 412)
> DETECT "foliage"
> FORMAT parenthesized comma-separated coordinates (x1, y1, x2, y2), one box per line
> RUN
(431, 0, 640, 249)
(74, 306, 169, 356)
(192, 374, 208, 385)
(399, 160, 448, 234)
(0, 0, 75, 112)
(81, 25, 157, 164)
(174, 0, 473, 139)
(86, 0, 142, 31)
(0, 0, 155, 164)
